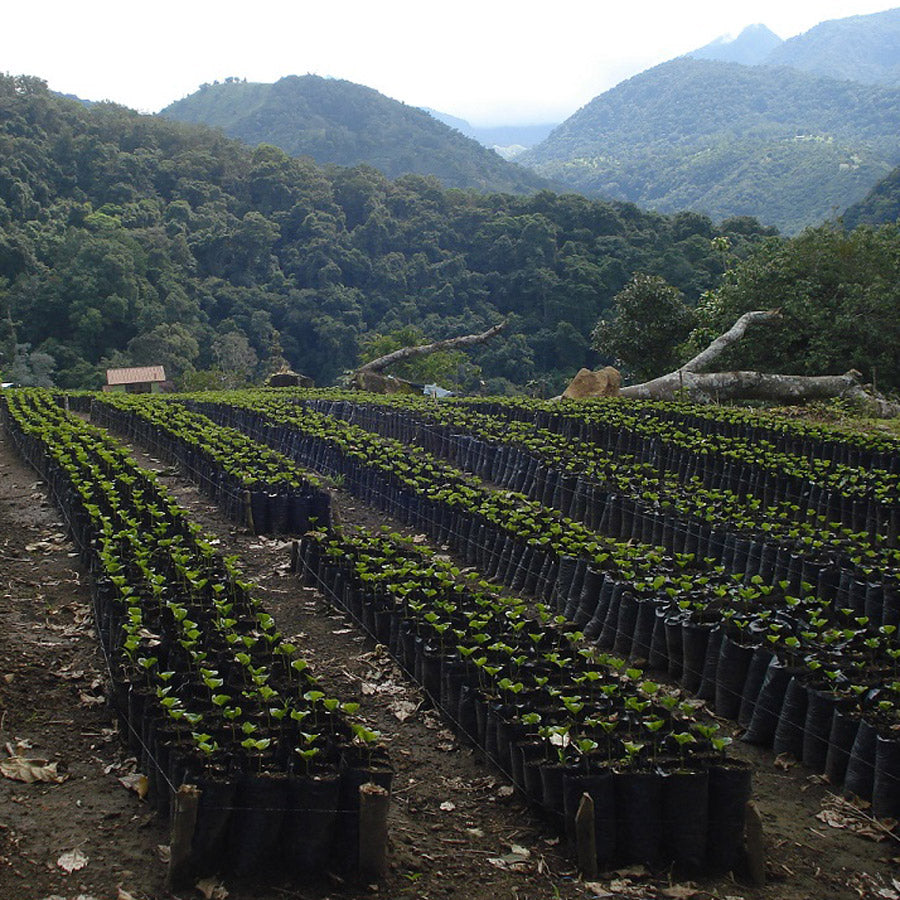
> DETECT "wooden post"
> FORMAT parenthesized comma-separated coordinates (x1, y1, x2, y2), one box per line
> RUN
(358, 781, 390, 879)
(290, 539, 300, 573)
(167, 783, 200, 890)
(743, 800, 766, 886)
(243, 490, 255, 533)
(575, 791, 597, 880)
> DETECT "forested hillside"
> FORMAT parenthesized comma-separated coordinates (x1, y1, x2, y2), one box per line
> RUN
(160, 75, 551, 194)
(765, 7, 900, 86)
(519, 58, 900, 233)
(0, 74, 775, 392)
(841, 165, 900, 227)
(688, 9, 900, 86)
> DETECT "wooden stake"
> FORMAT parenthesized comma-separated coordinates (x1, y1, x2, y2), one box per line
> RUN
(575, 791, 597, 880)
(243, 490, 255, 533)
(167, 783, 200, 890)
(358, 781, 390, 879)
(743, 800, 766, 886)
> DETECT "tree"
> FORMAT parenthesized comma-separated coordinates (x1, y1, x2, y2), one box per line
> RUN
(0, 74, 781, 392)
(211, 332, 258, 388)
(7, 343, 55, 387)
(591, 274, 695, 381)
(126, 323, 199, 380)
(681, 224, 900, 390)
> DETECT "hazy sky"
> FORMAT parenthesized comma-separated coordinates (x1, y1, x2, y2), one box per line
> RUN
(4, 1, 896, 124)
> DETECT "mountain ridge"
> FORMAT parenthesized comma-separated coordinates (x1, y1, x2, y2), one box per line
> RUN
(518, 55, 900, 232)
(765, 7, 900, 86)
(160, 75, 552, 194)
(1, 73, 776, 392)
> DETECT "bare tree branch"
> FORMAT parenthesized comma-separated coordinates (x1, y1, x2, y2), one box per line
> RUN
(354, 321, 507, 375)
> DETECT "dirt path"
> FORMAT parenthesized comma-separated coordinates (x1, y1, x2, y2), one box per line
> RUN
(0, 426, 170, 900)
(0, 418, 897, 900)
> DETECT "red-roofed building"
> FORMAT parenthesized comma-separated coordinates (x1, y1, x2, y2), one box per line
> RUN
(104, 366, 169, 393)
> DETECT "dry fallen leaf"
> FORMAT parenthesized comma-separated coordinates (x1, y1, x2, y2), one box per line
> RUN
(816, 794, 895, 842)
(613, 864, 648, 878)
(25, 541, 52, 553)
(583, 884, 616, 899)
(389, 700, 418, 722)
(79, 691, 106, 707)
(52, 665, 86, 681)
(118, 772, 149, 800)
(487, 855, 527, 871)
(57, 848, 89, 873)
(196, 876, 229, 899)
(848, 872, 900, 900)
(117, 888, 138, 900)
(1, 743, 67, 784)
(488, 843, 531, 869)
(661, 885, 701, 899)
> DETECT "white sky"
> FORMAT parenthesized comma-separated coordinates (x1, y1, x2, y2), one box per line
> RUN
(3, 1, 896, 125)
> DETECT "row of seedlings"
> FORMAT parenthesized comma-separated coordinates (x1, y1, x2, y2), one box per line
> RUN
(461, 396, 899, 544)
(2, 390, 389, 877)
(304, 392, 899, 680)
(302, 393, 899, 629)
(463, 394, 900, 473)
(88, 393, 331, 535)
(302, 391, 900, 818)
(596, 396, 900, 472)
(294, 523, 752, 873)
(187, 390, 900, 819)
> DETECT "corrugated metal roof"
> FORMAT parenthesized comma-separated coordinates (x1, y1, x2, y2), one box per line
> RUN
(106, 366, 167, 385)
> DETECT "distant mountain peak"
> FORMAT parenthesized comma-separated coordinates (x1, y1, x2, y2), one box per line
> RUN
(689, 23, 783, 65)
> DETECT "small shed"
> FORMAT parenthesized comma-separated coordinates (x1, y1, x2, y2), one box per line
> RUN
(104, 366, 169, 393)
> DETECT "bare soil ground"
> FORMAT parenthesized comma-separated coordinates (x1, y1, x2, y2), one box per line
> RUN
(0, 421, 897, 900)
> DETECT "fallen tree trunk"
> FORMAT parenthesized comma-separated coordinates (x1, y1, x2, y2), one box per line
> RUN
(354, 321, 507, 376)
(608, 310, 900, 416)
(619, 368, 900, 415)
